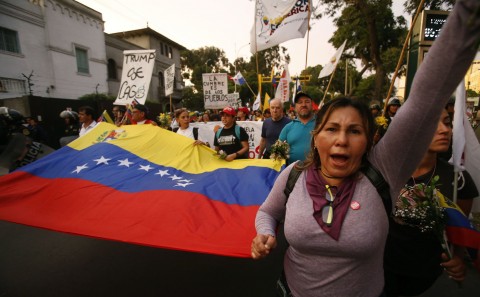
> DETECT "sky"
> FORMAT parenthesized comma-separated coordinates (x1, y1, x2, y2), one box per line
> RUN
(76, 0, 409, 76)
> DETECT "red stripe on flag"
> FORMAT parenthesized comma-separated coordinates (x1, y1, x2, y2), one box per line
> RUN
(0, 172, 258, 257)
(446, 226, 480, 249)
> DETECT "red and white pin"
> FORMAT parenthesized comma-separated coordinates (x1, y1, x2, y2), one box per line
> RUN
(350, 201, 360, 210)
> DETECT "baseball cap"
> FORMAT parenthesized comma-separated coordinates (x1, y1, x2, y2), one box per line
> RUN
(238, 107, 250, 114)
(220, 106, 236, 116)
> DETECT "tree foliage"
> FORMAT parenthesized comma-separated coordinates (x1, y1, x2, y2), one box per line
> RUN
(403, 0, 454, 13)
(319, 0, 407, 102)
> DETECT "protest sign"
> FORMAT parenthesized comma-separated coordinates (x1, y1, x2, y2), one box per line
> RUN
(164, 64, 175, 96)
(203, 73, 229, 109)
(114, 50, 156, 105)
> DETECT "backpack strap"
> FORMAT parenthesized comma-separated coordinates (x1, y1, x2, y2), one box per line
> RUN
(283, 161, 304, 204)
(216, 126, 241, 140)
(193, 127, 199, 140)
(215, 127, 223, 140)
(235, 125, 241, 140)
(360, 162, 392, 214)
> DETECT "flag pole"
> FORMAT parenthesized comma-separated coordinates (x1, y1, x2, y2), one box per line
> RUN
(254, 1, 261, 99)
(170, 95, 173, 113)
(345, 58, 348, 95)
(245, 80, 257, 98)
(320, 63, 339, 104)
(304, 0, 313, 70)
(384, 0, 426, 112)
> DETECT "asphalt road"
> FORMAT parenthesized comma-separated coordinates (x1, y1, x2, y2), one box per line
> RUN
(1, 221, 479, 297)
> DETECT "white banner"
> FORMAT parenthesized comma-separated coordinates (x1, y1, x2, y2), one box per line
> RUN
(190, 121, 263, 159)
(114, 50, 156, 105)
(250, 0, 310, 53)
(203, 73, 229, 109)
(164, 63, 175, 96)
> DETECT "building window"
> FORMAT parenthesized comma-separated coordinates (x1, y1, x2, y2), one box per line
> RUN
(168, 46, 172, 59)
(164, 44, 168, 56)
(107, 59, 117, 79)
(0, 27, 20, 53)
(160, 42, 164, 55)
(159, 72, 164, 88)
(75, 47, 89, 74)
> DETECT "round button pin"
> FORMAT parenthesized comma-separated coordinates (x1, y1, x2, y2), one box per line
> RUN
(350, 201, 360, 210)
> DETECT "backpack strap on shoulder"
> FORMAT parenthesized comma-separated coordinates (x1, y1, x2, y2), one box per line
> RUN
(361, 162, 392, 214)
(215, 127, 223, 140)
(283, 161, 304, 204)
(235, 125, 241, 139)
(193, 127, 199, 140)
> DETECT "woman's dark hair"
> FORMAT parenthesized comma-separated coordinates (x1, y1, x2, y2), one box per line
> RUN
(299, 97, 375, 171)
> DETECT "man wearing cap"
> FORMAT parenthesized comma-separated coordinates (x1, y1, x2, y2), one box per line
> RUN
(131, 104, 157, 125)
(279, 92, 315, 164)
(258, 99, 290, 159)
(214, 106, 249, 161)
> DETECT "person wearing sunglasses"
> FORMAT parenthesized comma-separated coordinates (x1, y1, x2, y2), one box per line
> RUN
(250, 1, 480, 296)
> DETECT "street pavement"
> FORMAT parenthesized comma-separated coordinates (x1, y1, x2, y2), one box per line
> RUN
(1, 221, 479, 297)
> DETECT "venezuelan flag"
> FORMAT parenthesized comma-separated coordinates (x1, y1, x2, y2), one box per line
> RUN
(437, 192, 480, 250)
(0, 123, 283, 257)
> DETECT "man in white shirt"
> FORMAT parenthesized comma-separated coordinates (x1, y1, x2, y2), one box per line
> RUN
(78, 106, 97, 137)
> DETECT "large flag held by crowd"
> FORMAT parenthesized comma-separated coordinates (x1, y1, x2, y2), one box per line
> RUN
(250, 0, 310, 53)
(0, 123, 283, 257)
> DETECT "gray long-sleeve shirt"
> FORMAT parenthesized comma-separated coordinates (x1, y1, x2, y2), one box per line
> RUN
(256, 1, 480, 296)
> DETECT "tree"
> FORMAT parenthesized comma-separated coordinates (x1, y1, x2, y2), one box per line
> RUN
(181, 86, 204, 111)
(180, 46, 229, 93)
(403, 0, 454, 13)
(319, 0, 407, 102)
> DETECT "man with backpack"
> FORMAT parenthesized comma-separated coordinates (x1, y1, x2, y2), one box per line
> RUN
(214, 106, 249, 161)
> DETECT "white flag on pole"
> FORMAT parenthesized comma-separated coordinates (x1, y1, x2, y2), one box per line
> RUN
(318, 40, 347, 79)
(253, 92, 261, 111)
(275, 64, 291, 103)
(250, 0, 310, 53)
(450, 80, 480, 212)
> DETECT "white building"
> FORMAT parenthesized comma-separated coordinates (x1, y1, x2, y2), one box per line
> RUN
(0, 0, 107, 113)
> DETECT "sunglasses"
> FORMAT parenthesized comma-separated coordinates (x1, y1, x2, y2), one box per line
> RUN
(322, 185, 336, 226)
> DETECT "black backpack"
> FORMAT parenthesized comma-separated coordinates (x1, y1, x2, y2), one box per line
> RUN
(283, 161, 392, 214)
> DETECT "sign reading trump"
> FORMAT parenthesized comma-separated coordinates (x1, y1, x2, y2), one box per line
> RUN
(114, 50, 156, 106)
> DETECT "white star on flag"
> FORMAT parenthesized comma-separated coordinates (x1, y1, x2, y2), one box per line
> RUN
(179, 179, 192, 183)
(139, 165, 154, 172)
(93, 156, 111, 165)
(155, 169, 170, 177)
(72, 163, 88, 174)
(169, 175, 182, 181)
(118, 158, 133, 167)
(175, 182, 193, 187)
